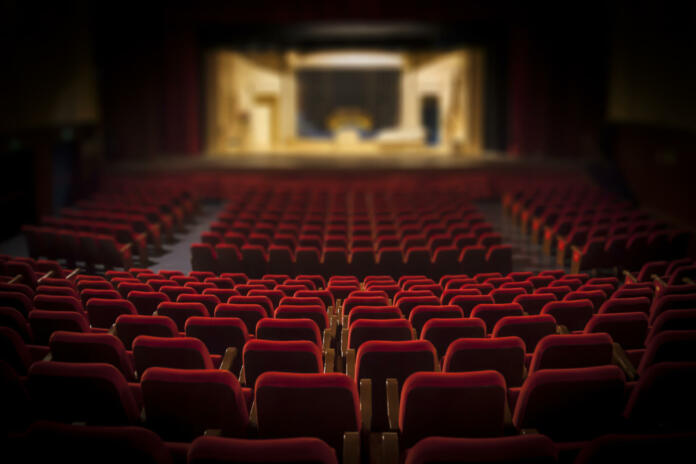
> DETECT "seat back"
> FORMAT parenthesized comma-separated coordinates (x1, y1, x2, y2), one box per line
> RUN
(255, 372, 360, 453)
(49, 331, 135, 381)
(492, 315, 557, 352)
(255, 318, 322, 346)
(27, 361, 140, 425)
(141, 367, 248, 441)
(400, 371, 507, 448)
(529, 333, 614, 374)
(188, 436, 338, 464)
(114, 314, 178, 349)
(444, 337, 526, 387)
(243, 339, 323, 387)
(347, 319, 413, 350)
(28, 309, 90, 345)
(133, 335, 213, 373)
(513, 366, 626, 441)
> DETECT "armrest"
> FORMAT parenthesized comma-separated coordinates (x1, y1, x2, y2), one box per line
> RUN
(37, 270, 55, 283)
(571, 245, 583, 255)
(108, 325, 117, 336)
(612, 342, 638, 381)
(386, 378, 399, 431)
(556, 325, 569, 334)
(219, 346, 238, 373)
(520, 428, 540, 435)
(324, 348, 335, 373)
(323, 330, 333, 351)
(622, 269, 637, 283)
(8, 275, 22, 284)
(341, 314, 350, 328)
(359, 378, 372, 433)
(684, 277, 695, 285)
(651, 274, 666, 287)
(345, 349, 356, 378)
(65, 268, 81, 280)
(341, 328, 349, 358)
(248, 401, 258, 430)
(342, 431, 361, 464)
(119, 242, 132, 253)
(381, 432, 400, 464)
(239, 365, 247, 386)
(204, 429, 223, 437)
(411, 328, 417, 340)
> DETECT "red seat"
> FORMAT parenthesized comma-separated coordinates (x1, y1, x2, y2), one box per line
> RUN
(27, 361, 140, 425)
(540, 299, 594, 332)
(471, 303, 524, 333)
(255, 372, 361, 453)
(85, 298, 137, 329)
(409, 305, 463, 335)
(127, 291, 169, 316)
(28, 310, 90, 345)
(185, 316, 249, 373)
(403, 435, 558, 464)
(444, 337, 526, 387)
(113, 314, 178, 350)
(529, 333, 614, 374)
(156, 301, 209, 331)
(133, 335, 219, 373)
(49, 331, 136, 381)
(492, 315, 558, 353)
(242, 339, 323, 388)
(399, 371, 507, 448)
(513, 365, 626, 441)
(142, 367, 249, 441)
(188, 436, 339, 464)
(355, 340, 437, 431)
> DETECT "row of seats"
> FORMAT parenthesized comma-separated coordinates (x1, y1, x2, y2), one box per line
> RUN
(502, 184, 690, 273)
(195, 189, 512, 278)
(191, 242, 512, 279)
(21, 182, 198, 270)
(3, 356, 694, 463)
(9, 421, 696, 464)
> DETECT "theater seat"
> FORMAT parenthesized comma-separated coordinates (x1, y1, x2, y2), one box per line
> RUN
(133, 335, 234, 373)
(188, 436, 338, 464)
(624, 362, 696, 432)
(185, 316, 249, 374)
(28, 309, 91, 345)
(512, 365, 626, 441)
(444, 337, 526, 387)
(492, 315, 558, 353)
(141, 367, 249, 441)
(396, 371, 507, 449)
(403, 435, 558, 464)
(113, 314, 178, 350)
(255, 372, 362, 456)
(27, 361, 140, 425)
(49, 331, 136, 381)
(155, 301, 209, 331)
(86, 298, 138, 329)
(242, 339, 324, 388)
(575, 432, 696, 464)
(420, 318, 486, 359)
(353, 340, 437, 431)
(528, 333, 614, 374)
(20, 421, 173, 464)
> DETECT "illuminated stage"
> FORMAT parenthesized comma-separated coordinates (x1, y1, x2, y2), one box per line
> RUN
(203, 48, 485, 160)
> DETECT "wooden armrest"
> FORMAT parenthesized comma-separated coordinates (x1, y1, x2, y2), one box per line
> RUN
(345, 349, 356, 378)
(386, 378, 399, 431)
(108, 325, 117, 337)
(119, 242, 132, 253)
(359, 378, 372, 433)
(622, 269, 637, 283)
(571, 244, 582, 255)
(684, 277, 695, 285)
(43, 352, 53, 362)
(248, 401, 258, 430)
(342, 431, 361, 464)
(219, 347, 238, 373)
(8, 275, 22, 284)
(239, 365, 247, 386)
(324, 348, 335, 373)
(411, 328, 417, 340)
(521, 428, 540, 435)
(556, 325, 569, 334)
(204, 429, 222, 437)
(37, 270, 55, 283)
(651, 274, 666, 287)
(381, 432, 400, 464)
(341, 328, 349, 358)
(65, 268, 81, 280)
(322, 330, 333, 351)
(612, 342, 638, 381)
(341, 314, 349, 328)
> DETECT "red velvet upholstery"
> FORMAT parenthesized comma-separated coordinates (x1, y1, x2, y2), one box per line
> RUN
(444, 337, 526, 387)
(141, 367, 249, 441)
(243, 339, 323, 387)
(188, 436, 338, 464)
(493, 315, 557, 352)
(133, 335, 214, 373)
(347, 319, 413, 350)
(114, 314, 178, 350)
(528, 333, 614, 374)
(49, 331, 136, 381)
(86, 298, 137, 329)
